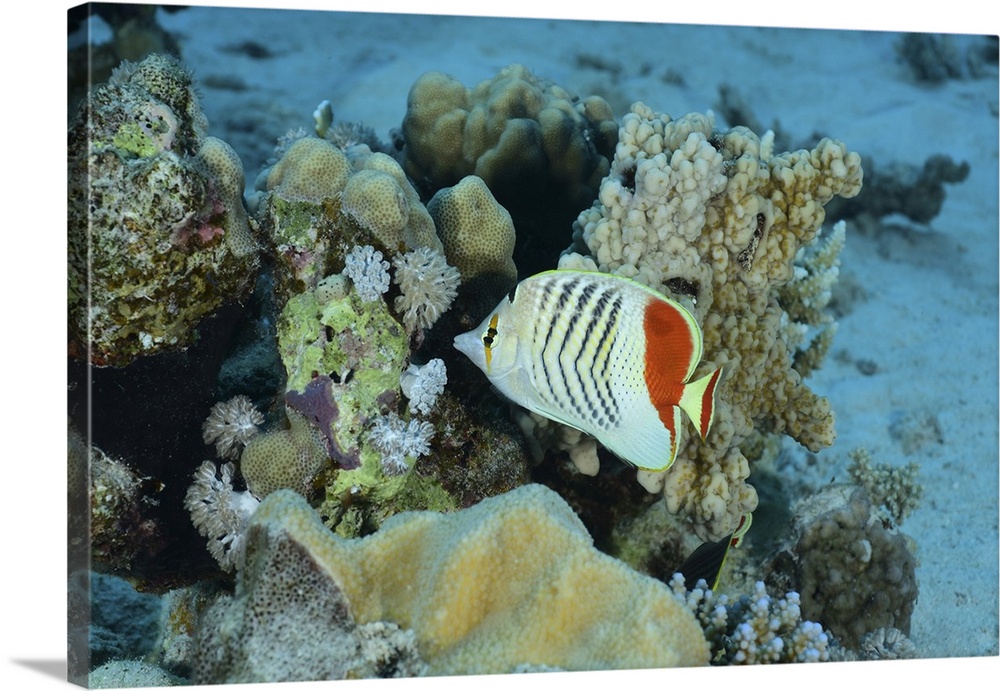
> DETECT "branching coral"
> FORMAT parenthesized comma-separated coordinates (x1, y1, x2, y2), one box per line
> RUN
(777, 220, 845, 376)
(769, 483, 919, 649)
(391, 247, 461, 331)
(184, 460, 261, 571)
(846, 447, 922, 524)
(668, 575, 831, 664)
(557, 102, 862, 540)
(202, 395, 265, 460)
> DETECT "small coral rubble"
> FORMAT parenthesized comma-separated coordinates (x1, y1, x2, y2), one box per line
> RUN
(559, 102, 863, 540)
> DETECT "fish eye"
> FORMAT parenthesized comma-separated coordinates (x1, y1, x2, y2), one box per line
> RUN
(482, 313, 500, 369)
(483, 313, 499, 348)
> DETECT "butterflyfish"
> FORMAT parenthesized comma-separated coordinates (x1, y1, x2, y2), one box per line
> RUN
(453, 269, 722, 472)
(676, 512, 753, 591)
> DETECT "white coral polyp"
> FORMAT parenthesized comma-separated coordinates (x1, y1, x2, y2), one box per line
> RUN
(400, 358, 447, 416)
(392, 246, 461, 331)
(369, 412, 434, 477)
(343, 244, 391, 302)
(184, 460, 260, 571)
(202, 394, 264, 460)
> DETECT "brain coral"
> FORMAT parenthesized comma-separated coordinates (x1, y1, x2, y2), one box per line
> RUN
(401, 64, 618, 277)
(197, 484, 709, 679)
(68, 53, 259, 366)
(559, 102, 862, 540)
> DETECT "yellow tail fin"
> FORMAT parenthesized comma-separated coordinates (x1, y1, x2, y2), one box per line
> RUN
(678, 367, 723, 440)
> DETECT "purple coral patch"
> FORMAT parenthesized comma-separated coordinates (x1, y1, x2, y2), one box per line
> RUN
(284, 375, 361, 469)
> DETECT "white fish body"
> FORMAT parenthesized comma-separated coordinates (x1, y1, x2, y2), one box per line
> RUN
(453, 270, 721, 471)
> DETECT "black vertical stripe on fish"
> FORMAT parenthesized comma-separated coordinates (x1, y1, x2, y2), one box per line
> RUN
(559, 281, 596, 422)
(533, 275, 569, 410)
(571, 284, 618, 430)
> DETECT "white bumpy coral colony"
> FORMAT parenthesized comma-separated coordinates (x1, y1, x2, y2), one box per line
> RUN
(343, 244, 391, 302)
(368, 412, 435, 476)
(399, 358, 448, 416)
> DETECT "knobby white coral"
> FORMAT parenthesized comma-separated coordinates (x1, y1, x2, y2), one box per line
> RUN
(368, 412, 434, 477)
(400, 358, 447, 416)
(343, 244, 391, 302)
(669, 575, 830, 664)
(392, 246, 461, 331)
(202, 395, 265, 460)
(184, 460, 261, 571)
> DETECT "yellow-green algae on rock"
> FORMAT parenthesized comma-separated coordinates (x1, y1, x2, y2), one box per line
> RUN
(239, 484, 710, 675)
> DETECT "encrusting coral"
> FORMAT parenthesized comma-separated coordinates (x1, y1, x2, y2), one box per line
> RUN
(68, 53, 259, 366)
(193, 484, 710, 680)
(558, 103, 863, 540)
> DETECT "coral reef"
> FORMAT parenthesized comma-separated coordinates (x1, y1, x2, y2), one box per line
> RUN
(194, 485, 709, 679)
(276, 282, 409, 466)
(68, 53, 260, 366)
(846, 447, 923, 523)
(401, 64, 618, 276)
(254, 140, 442, 305)
(558, 102, 863, 540)
(193, 507, 426, 683)
(765, 483, 919, 649)
(669, 575, 832, 664)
